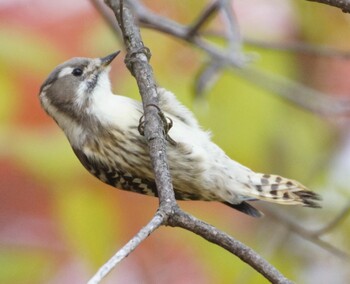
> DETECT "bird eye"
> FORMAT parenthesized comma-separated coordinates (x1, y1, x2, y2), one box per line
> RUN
(72, 68, 83, 77)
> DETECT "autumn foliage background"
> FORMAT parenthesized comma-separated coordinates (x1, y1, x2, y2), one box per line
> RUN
(1, 0, 350, 283)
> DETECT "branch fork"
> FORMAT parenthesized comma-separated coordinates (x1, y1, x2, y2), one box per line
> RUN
(86, 1, 296, 283)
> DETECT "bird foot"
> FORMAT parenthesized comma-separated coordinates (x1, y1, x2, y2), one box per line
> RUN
(138, 104, 177, 146)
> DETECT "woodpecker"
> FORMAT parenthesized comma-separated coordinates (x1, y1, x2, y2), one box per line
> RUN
(39, 51, 321, 217)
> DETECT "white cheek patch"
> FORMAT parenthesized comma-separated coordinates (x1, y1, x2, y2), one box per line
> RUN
(58, 67, 74, 78)
(39, 94, 52, 112)
(40, 93, 85, 147)
(74, 67, 110, 109)
(75, 81, 88, 109)
(103, 65, 111, 73)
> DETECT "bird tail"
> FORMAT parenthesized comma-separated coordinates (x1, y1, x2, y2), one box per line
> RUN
(222, 173, 321, 218)
(245, 173, 322, 208)
(223, 201, 264, 218)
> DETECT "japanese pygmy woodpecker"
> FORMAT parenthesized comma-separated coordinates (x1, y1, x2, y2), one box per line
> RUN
(38, 51, 321, 217)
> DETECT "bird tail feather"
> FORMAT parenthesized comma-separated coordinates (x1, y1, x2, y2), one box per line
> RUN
(245, 173, 322, 208)
(223, 201, 264, 218)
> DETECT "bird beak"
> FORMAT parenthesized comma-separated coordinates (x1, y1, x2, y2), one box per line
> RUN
(100, 51, 121, 67)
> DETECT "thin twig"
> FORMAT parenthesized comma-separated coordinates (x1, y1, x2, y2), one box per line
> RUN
(194, 0, 247, 97)
(187, 0, 220, 37)
(93, 0, 350, 265)
(89, 0, 122, 40)
(194, 59, 222, 96)
(91, 0, 350, 282)
(123, 0, 350, 116)
(91, 1, 294, 283)
(133, 0, 249, 67)
(264, 207, 350, 260)
(220, 0, 242, 52)
(87, 213, 165, 284)
(233, 66, 350, 116)
(312, 201, 350, 236)
(201, 32, 350, 60)
(245, 38, 350, 59)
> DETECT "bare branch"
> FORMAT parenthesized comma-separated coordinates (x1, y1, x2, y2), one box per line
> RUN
(105, 0, 177, 210)
(306, 0, 350, 13)
(194, 0, 248, 97)
(187, 0, 220, 37)
(89, 1, 295, 283)
(89, 0, 122, 40)
(233, 66, 350, 117)
(91, 0, 350, 282)
(312, 201, 350, 236)
(169, 208, 294, 284)
(194, 0, 245, 97)
(131, 0, 249, 67)
(194, 60, 222, 96)
(87, 213, 165, 284)
(205, 29, 350, 59)
(220, 0, 242, 52)
(201, 30, 350, 59)
(245, 38, 350, 59)
(120, 0, 350, 116)
(264, 207, 350, 260)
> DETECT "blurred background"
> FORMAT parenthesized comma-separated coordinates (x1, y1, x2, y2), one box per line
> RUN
(1, 0, 350, 283)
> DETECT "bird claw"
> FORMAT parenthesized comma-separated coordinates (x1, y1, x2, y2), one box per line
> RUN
(138, 116, 146, 136)
(125, 46, 152, 74)
(138, 104, 177, 146)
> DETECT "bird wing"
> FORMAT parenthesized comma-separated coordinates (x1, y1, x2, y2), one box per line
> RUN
(158, 88, 201, 129)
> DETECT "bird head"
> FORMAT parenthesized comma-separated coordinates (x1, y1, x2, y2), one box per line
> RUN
(39, 51, 120, 122)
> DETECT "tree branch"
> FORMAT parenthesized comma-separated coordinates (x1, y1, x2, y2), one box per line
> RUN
(119, 0, 350, 116)
(91, 0, 350, 116)
(168, 208, 293, 284)
(101, 0, 350, 259)
(186, 0, 220, 37)
(244, 38, 350, 59)
(264, 207, 350, 260)
(86, 1, 295, 283)
(90, 0, 122, 40)
(312, 201, 350, 236)
(87, 213, 165, 284)
(90, 0, 350, 282)
(105, 0, 177, 211)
